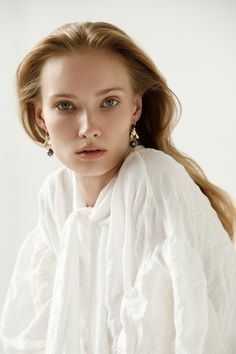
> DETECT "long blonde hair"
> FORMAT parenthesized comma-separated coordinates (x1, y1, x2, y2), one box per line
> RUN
(16, 21, 236, 241)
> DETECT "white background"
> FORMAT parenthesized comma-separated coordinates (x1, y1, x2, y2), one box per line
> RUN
(0, 0, 235, 352)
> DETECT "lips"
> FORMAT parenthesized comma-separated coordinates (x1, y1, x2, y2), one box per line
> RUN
(77, 149, 105, 154)
(76, 149, 107, 160)
(77, 144, 106, 154)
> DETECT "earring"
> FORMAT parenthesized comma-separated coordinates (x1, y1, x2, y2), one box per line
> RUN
(43, 133, 54, 157)
(129, 124, 139, 148)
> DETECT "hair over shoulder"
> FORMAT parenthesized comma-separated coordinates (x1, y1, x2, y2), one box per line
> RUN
(16, 21, 236, 241)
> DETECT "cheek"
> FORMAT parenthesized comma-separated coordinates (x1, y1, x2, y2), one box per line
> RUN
(105, 108, 132, 135)
(104, 121, 130, 142)
(49, 121, 72, 138)
(44, 111, 76, 138)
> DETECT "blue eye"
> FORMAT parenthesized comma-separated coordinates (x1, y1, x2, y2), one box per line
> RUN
(102, 98, 119, 108)
(57, 102, 74, 111)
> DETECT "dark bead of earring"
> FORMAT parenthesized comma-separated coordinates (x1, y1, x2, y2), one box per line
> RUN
(129, 140, 137, 148)
(47, 148, 54, 157)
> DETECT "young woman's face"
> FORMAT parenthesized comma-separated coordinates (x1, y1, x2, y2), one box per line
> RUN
(35, 49, 142, 177)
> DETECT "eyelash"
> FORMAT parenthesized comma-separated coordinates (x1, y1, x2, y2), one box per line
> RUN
(56, 97, 120, 111)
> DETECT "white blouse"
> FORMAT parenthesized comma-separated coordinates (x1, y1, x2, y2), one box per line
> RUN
(1, 146, 236, 353)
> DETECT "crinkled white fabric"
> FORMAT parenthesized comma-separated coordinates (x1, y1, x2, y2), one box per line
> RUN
(1, 146, 236, 354)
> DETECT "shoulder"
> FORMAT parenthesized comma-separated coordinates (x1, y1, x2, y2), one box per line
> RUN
(134, 147, 192, 185)
(132, 146, 207, 207)
(39, 166, 73, 197)
(38, 166, 74, 218)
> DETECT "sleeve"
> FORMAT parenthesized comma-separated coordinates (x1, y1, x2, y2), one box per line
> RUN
(0, 186, 57, 353)
(146, 150, 236, 354)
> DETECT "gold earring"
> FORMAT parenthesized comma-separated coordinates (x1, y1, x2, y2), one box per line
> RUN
(43, 132, 54, 157)
(129, 125, 139, 148)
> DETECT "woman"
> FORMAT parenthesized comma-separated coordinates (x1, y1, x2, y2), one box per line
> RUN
(1, 21, 236, 354)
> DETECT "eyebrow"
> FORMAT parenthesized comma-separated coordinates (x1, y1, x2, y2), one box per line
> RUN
(49, 87, 125, 100)
(95, 87, 125, 96)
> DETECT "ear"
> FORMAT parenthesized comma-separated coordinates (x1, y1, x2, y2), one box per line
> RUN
(34, 103, 47, 131)
(132, 92, 143, 124)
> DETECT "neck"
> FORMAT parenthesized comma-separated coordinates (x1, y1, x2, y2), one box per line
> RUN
(75, 163, 120, 208)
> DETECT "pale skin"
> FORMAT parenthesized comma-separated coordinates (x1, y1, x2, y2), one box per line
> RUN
(35, 49, 143, 207)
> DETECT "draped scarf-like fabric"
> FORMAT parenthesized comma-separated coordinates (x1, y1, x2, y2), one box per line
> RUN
(45, 171, 116, 354)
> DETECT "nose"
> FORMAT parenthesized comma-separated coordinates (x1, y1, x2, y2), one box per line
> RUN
(78, 111, 101, 139)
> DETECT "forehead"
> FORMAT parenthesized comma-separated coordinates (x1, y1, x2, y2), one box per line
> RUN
(40, 49, 133, 95)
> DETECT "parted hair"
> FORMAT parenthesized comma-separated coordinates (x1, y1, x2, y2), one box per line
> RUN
(16, 21, 235, 241)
